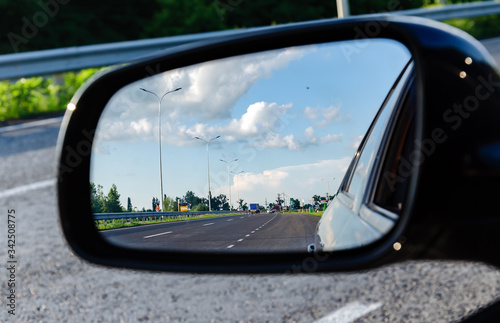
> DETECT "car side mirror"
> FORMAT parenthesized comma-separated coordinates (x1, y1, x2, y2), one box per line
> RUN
(57, 15, 500, 273)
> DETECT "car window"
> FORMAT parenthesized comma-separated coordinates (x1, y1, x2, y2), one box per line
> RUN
(344, 61, 414, 216)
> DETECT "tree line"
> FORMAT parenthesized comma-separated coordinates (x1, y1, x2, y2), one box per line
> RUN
(1, 0, 428, 55)
(90, 182, 245, 213)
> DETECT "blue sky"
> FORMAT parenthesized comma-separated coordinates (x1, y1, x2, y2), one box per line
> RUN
(90, 38, 411, 211)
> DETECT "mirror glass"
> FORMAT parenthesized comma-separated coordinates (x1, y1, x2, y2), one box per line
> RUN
(90, 38, 412, 253)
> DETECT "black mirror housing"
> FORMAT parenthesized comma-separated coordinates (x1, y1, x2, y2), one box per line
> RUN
(57, 15, 500, 273)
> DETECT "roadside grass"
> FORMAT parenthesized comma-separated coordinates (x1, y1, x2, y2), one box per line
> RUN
(280, 209, 324, 217)
(96, 212, 242, 230)
(309, 210, 324, 217)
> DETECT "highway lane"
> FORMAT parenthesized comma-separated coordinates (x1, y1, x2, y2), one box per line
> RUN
(101, 212, 319, 252)
(2, 37, 500, 322)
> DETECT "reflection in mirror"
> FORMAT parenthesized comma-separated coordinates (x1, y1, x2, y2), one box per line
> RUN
(90, 39, 412, 253)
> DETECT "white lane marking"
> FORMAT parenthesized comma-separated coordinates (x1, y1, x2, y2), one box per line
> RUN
(227, 219, 234, 222)
(227, 245, 234, 249)
(237, 239, 243, 242)
(0, 116, 63, 133)
(251, 231, 255, 233)
(144, 231, 172, 239)
(245, 234, 250, 237)
(314, 302, 382, 323)
(203, 223, 214, 226)
(0, 178, 56, 199)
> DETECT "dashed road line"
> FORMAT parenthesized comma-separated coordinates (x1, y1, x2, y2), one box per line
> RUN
(144, 231, 172, 239)
(203, 223, 214, 226)
(0, 116, 63, 134)
(0, 178, 56, 199)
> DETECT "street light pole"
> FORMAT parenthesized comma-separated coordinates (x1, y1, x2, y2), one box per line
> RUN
(231, 170, 244, 210)
(140, 87, 181, 212)
(195, 136, 221, 212)
(321, 177, 335, 200)
(220, 159, 238, 211)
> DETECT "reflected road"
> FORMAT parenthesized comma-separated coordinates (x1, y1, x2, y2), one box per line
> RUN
(101, 212, 320, 252)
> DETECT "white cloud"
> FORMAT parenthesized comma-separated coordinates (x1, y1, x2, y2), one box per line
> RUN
(316, 105, 342, 127)
(321, 134, 343, 143)
(182, 101, 300, 149)
(304, 126, 318, 145)
(138, 46, 307, 122)
(97, 45, 307, 143)
(304, 107, 318, 120)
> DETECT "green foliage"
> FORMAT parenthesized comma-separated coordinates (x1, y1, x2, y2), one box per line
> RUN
(90, 182, 123, 213)
(238, 199, 247, 211)
(211, 194, 229, 210)
(127, 197, 132, 212)
(0, 68, 99, 122)
(152, 197, 160, 211)
(183, 190, 200, 208)
(105, 184, 123, 213)
(445, 14, 500, 40)
(90, 182, 105, 213)
(192, 203, 208, 212)
(163, 196, 178, 211)
(1, 0, 159, 54)
(349, 0, 423, 15)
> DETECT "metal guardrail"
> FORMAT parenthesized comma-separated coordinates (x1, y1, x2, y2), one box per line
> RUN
(94, 210, 236, 221)
(1, 1, 500, 80)
(398, 1, 500, 21)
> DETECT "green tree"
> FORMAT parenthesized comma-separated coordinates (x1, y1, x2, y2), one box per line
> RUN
(152, 197, 159, 211)
(217, 194, 229, 210)
(183, 190, 200, 208)
(293, 199, 301, 210)
(90, 182, 105, 213)
(1, 0, 160, 54)
(210, 194, 228, 210)
(192, 203, 208, 212)
(127, 197, 132, 212)
(238, 199, 247, 211)
(105, 184, 122, 213)
(163, 195, 178, 211)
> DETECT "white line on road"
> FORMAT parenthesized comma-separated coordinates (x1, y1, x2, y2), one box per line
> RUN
(237, 239, 243, 242)
(227, 219, 234, 222)
(314, 302, 383, 323)
(245, 234, 250, 237)
(203, 223, 214, 226)
(0, 178, 56, 199)
(0, 116, 63, 134)
(144, 231, 172, 239)
(227, 245, 234, 249)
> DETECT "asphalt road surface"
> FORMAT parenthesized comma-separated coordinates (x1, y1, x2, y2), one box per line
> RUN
(102, 212, 319, 252)
(1, 38, 500, 322)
